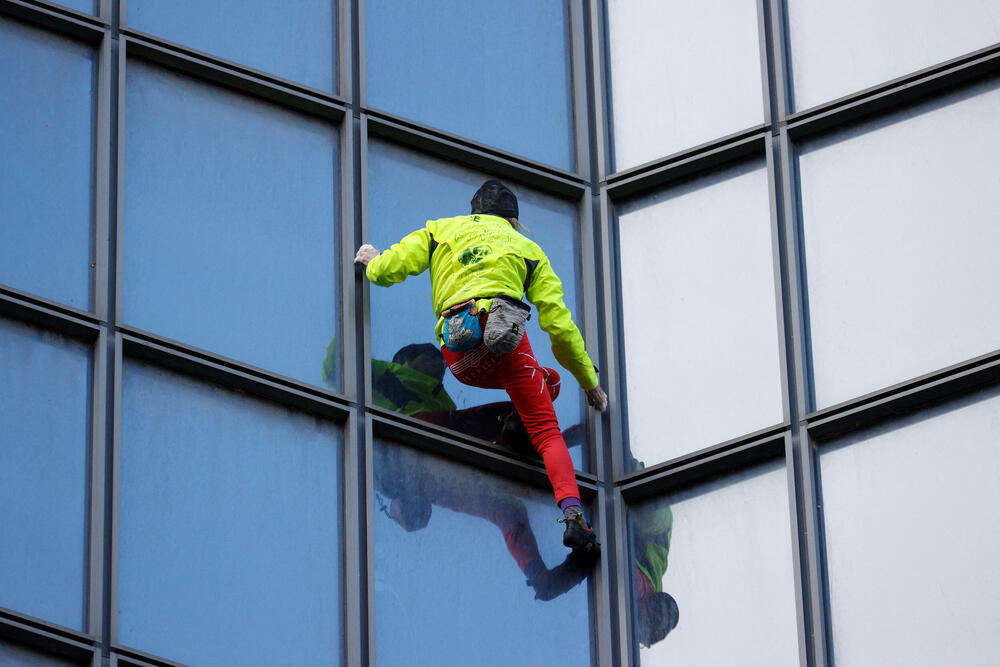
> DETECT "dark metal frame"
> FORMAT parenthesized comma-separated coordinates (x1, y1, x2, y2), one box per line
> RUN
(3, 0, 1000, 664)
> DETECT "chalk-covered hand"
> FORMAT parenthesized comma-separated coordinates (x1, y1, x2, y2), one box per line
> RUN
(354, 244, 380, 266)
(585, 386, 608, 412)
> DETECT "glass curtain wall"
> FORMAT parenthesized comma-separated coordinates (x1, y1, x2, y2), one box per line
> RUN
(1, 0, 999, 665)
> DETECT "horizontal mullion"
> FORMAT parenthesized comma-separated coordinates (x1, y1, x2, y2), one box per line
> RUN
(120, 329, 353, 421)
(369, 408, 600, 500)
(785, 42, 1000, 139)
(0, 608, 96, 662)
(0, 287, 102, 339)
(616, 425, 787, 502)
(112, 644, 188, 667)
(121, 32, 347, 122)
(806, 347, 1000, 441)
(604, 127, 767, 201)
(0, 0, 106, 41)
(364, 110, 587, 200)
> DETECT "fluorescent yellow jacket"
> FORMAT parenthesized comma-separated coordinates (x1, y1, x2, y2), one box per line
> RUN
(366, 214, 599, 390)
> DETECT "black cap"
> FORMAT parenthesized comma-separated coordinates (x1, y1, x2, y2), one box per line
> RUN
(470, 179, 518, 220)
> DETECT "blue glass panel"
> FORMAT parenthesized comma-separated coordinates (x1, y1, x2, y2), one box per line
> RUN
(119, 361, 342, 666)
(365, 140, 587, 470)
(123, 61, 340, 389)
(0, 639, 77, 666)
(0, 17, 94, 310)
(366, 0, 575, 169)
(0, 318, 90, 630)
(373, 440, 594, 666)
(127, 0, 336, 93)
(54, 0, 96, 14)
(629, 461, 798, 664)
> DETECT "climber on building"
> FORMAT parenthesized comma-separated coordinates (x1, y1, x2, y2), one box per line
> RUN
(355, 179, 608, 552)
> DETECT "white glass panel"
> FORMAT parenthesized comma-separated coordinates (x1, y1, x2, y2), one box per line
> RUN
(820, 386, 1000, 666)
(619, 163, 783, 466)
(608, 0, 764, 171)
(631, 460, 798, 665)
(788, 0, 1000, 111)
(799, 78, 1000, 408)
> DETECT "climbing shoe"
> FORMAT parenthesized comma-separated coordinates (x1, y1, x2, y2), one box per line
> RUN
(559, 505, 600, 553)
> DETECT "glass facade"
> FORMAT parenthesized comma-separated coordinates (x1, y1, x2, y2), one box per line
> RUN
(607, 0, 765, 169)
(819, 387, 1000, 665)
(618, 161, 783, 465)
(629, 460, 798, 665)
(0, 17, 95, 311)
(373, 439, 593, 665)
(2, 1, 997, 665)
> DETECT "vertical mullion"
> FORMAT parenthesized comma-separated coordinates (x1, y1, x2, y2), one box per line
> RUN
(88, 24, 113, 646)
(766, 132, 810, 667)
(103, 9, 124, 654)
(87, 328, 107, 640)
(777, 125, 828, 666)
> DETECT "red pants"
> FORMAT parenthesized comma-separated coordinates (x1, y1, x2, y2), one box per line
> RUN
(441, 333, 579, 505)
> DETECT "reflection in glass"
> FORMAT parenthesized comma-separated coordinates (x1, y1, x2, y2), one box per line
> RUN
(607, 0, 764, 170)
(618, 162, 783, 466)
(787, 0, 1000, 111)
(0, 318, 90, 631)
(819, 386, 1000, 666)
(126, 0, 336, 92)
(374, 440, 595, 666)
(0, 17, 94, 310)
(365, 140, 587, 470)
(119, 361, 342, 666)
(366, 0, 574, 169)
(629, 460, 798, 665)
(123, 60, 339, 389)
(799, 78, 1000, 408)
(0, 639, 76, 667)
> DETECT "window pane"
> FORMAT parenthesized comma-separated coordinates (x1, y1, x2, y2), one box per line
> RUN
(607, 0, 764, 171)
(366, 140, 587, 470)
(0, 639, 79, 667)
(819, 386, 1000, 666)
(0, 17, 94, 310)
(126, 0, 336, 93)
(799, 78, 1000, 409)
(787, 0, 1000, 111)
(123, 61, 340, 389)
(373, 439, 594, 665)
(119, 361, 342, 666)
(619, 162, 783, 466)
(0, 318, 90, 630)
(366, 1, 574, 169)
(629, 460, 798, 665)
(54, 0, 95, 14)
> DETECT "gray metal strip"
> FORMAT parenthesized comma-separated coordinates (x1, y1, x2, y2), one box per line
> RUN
(87, 329, 108, 639)
(342, 409, 363, 667)
(776, 126, 827, 666)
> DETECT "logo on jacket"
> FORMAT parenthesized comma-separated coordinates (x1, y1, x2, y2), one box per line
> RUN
(458, 246, 491, 266)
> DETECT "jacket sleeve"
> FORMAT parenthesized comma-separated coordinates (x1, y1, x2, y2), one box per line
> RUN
(526, 256, 599, 390)
(365, 226, 432, 286)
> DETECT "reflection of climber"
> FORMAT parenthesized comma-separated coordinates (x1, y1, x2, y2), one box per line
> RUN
(376, 443, 595, 601)
(322, 338, 585, 451)
(372, 343, 456, 415)
(356, 180, 606, 552)
(633, 504, 679, 648)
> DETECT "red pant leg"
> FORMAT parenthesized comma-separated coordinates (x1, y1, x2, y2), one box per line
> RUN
(496, 335, 580, 505)
(443, 338, 580, 505)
